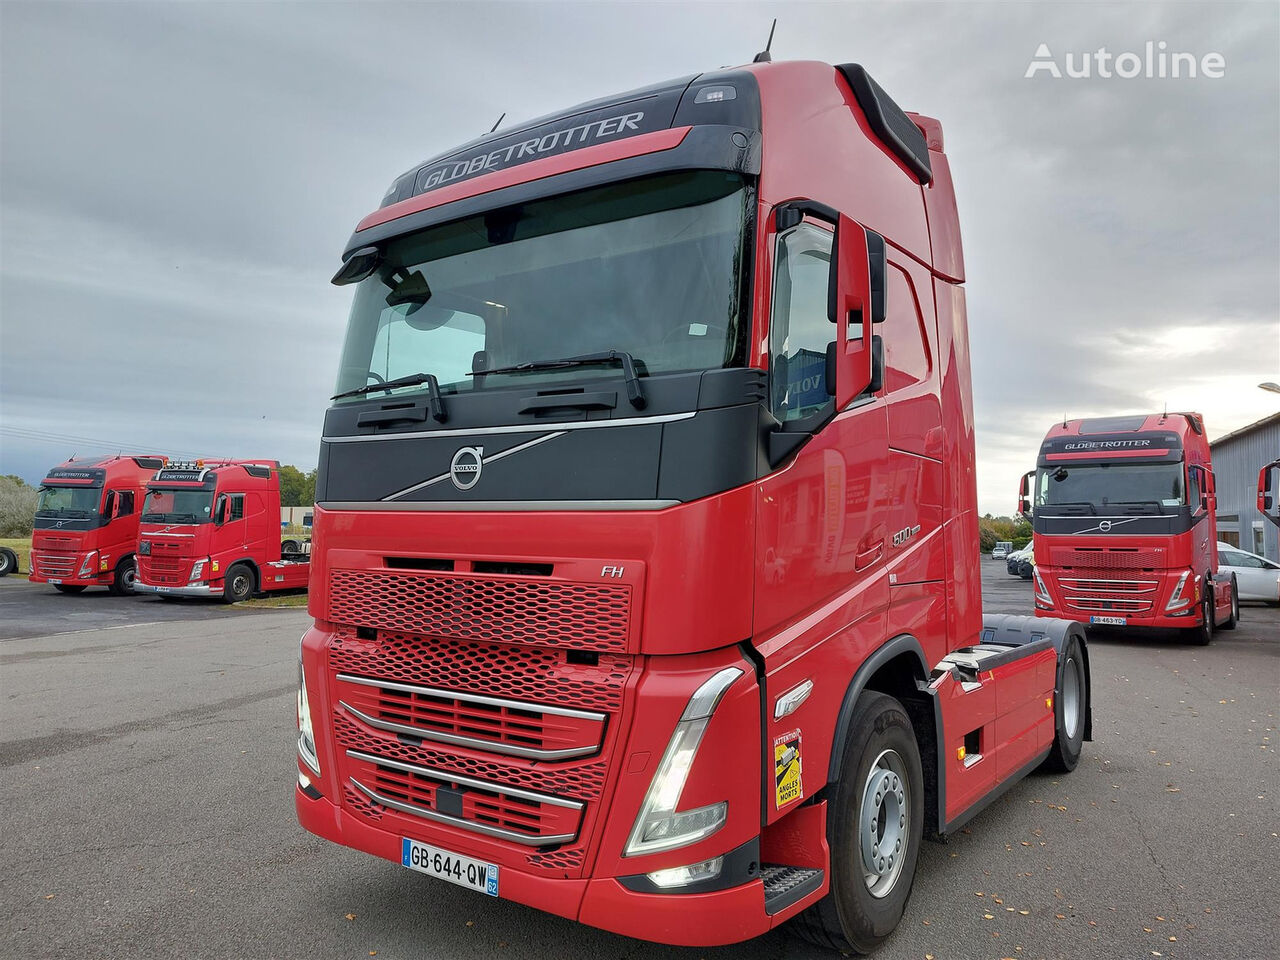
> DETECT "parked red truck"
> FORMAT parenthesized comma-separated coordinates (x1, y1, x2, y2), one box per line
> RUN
(29, 454, 167, 594)
(1021, 413, 1237, 643)
(134, 459, 309, 603)
(296, 59, 1093, 951)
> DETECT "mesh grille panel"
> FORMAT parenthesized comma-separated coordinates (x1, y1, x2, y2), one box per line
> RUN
(1051, 547, 1166, 570)
(328, 569, 631, 651)
(329, 631, 630, 713)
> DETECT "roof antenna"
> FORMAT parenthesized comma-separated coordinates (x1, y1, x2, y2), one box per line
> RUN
(1160, 401, 1167, 422)
(488, 112, 506, 134)
(753, 19, 776, 63)
(1062, 413, 1067, 429)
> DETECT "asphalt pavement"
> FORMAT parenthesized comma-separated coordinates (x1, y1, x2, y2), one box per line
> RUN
(0, 576, 262, 641)
(1, 563, 1276, 959)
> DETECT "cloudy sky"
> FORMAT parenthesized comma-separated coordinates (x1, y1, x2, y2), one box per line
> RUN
(1, 1, 1276, 515)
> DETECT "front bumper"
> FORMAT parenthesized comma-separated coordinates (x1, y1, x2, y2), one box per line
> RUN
(296, 784, 774, 946)
(133, 581, 219, 598)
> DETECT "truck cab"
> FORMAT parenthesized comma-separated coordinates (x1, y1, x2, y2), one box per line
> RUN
(134, 459, 309, 603)
(1023, 413, 1236, 643)
(296, 58, 1091, 951)
(29, 454, 166, 594)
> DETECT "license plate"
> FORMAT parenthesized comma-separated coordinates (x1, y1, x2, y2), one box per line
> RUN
(1089, 615, 1127, 625)
(48, 579, 61, 584)
(153, 586, 173, 593)
(401, 838, 498, 897)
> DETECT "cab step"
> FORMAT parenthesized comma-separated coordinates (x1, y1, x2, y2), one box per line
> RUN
(762, 864, 824, 915)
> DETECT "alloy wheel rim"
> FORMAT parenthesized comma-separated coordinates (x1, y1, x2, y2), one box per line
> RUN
(860, 748, 909, 898)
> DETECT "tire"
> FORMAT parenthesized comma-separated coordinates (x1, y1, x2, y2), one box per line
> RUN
(281, 539, 299, 555)
(109, 557, 138, 596)
(1218, 577, 1238, 631)
(222, 563, 255, 604)
(1018, 561, 1033, 581)
(794, 692, 924, 954)
(54, 584, 87, 594)
(0, 547, 17, 576)
(1185, 580, 1214, 646)
(1041, 633, 1087, 773)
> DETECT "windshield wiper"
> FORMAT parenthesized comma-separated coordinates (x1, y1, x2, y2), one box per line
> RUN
(332, 372, 447, 422)
(472, 350, 646, 409)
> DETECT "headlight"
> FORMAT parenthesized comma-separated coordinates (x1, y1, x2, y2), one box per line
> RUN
(138, 540, 151, 556)
(1033, 566, 1053, 607)
(623, 666, 740, 857)
(77, 551, 98, 578)
(297, 650, 321, 776)
(189, 559, 207, 581)
(1165, 571, 1192, 612)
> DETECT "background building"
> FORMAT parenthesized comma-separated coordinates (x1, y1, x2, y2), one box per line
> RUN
(1211, 412, 1280, 560)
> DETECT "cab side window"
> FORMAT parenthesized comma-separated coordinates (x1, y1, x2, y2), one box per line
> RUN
(770, 223, 834, 422)
(230, 494, 245, 522)
(1187, 467, 1203, 512)
(117, 491, 134, 516)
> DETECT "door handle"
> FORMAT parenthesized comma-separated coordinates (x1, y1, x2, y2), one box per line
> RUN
(855, 541, 883, 571)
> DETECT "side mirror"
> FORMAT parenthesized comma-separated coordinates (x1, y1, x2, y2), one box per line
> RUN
(828, 215, 883, 409)
(102, 490, 117, 520)
(1017, 471, 1034, 520)
(1259, 459, 1280, 528)
(214, 495, 228, 526)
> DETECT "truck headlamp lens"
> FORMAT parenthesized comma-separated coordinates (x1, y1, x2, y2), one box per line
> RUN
(1033, 566, 1053, 607)
(297, 654, 321, 776)
(624, 667, 740, 857)
(77, 551, 98, 578)
(1165, 571, 1192, 612)
(138, 540, 151, 556)
(646, 855, 724, 888)
(189, 559, 207, 581)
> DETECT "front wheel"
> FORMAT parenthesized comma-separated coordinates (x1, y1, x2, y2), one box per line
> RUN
(109, 557, 137, 596)
(1186, 583, 1214, 646)
(222, 563, 255, 604)
(1219, 577, 1238, 631)
(0, 547, 17, 576)
(54, 584, 87, 594)
(1041, 632, 1087, 772)
(795, 692, 924, 954)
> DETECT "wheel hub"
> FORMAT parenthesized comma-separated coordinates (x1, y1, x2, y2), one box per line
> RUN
(860, 749, 909, 898)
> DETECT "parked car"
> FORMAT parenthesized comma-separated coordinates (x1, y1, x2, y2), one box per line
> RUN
(992, 541, 1013, 560)
(1006, 542, 1034, 579)
(1217, 542, 1280, 604)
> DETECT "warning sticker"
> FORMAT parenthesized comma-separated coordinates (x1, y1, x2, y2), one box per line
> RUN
(774, 729, 803, 808)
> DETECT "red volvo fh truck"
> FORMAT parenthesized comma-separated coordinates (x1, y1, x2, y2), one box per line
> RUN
(1021, 413, 1237, 644)
(29, 454, 166, 594)
(134, 459, 310, 603)
(295, 59, 1093, 951)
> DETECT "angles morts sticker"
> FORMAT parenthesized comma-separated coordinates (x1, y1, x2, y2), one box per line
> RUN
(774, 729, 803, 808)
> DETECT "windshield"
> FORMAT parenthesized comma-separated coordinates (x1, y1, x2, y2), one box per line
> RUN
(142, 488, 214, 524)
(333, 171, 751, 401)
(1036, 463, 1186, 510)
(36, 485, 102, 518)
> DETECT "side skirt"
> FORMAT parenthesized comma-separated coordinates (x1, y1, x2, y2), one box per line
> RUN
(940, 746, 1052, 837)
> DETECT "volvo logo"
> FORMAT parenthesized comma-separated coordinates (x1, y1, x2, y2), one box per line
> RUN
(450, 446, 484, 491)
(1099, 520, 1113, 532)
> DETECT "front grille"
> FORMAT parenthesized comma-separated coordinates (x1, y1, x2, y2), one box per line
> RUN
(346, 750, 584, 847)
(1059, 575, 1158, 613)
(138, 556, 188, 585)
(328, 569, 632, 651)
(336, 674, 607, 760)
(37, 536, 78, 551)
(328, 629, 636, 878)
(1051, 546, 1166, 570)
(33, 553, 78, 577)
